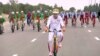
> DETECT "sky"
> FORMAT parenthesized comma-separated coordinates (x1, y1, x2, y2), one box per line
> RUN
(0, 0, 100, 10)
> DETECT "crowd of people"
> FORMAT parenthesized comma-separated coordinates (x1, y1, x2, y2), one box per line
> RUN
(0, 10, 100, 34)
(0, 8, 100, 56)
(60, 11, 98, 27)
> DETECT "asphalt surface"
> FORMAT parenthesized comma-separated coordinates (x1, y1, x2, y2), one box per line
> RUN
(0, 19, 100, 56)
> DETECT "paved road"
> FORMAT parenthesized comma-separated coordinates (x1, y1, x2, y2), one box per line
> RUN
(0, 19, 100, 56)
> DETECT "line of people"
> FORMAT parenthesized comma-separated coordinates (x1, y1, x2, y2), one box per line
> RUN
(0, 10, 99, 34)
(0, 10, 50, 34)
(60, 11, 97, 27)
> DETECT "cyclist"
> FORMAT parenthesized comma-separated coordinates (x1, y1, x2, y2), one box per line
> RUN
(20, 11, 25, 29)
(44, 10, 49, 25)
(91, 12, 97, 27)
(44, 8, 65, 56)
(31, 11, 35, 30)
(71, 12, 77, 26)
(27, 11, 31, 26)
(36, 10, 41, 31)
(15, 11, 20, 30)
(8, 12, 16, 28)
(0, 15, 5, 33)
(64, 11, 69, 27)
(80, 11, 85, 27)
(84, 11, 90, 25)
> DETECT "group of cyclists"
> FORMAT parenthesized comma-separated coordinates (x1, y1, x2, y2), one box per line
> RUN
(0, 8, 100, 56)
(0, 10, 50, 34)
(0, 10, 100, 34)
(60, 11, 98, 27)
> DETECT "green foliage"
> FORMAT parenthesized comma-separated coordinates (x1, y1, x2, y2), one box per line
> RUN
(84, 3, 100, 12)
(0, 2, 64, 14)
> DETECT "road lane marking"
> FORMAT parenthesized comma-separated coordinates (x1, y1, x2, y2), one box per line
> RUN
(12, 54, 18, 56)
(31, 38, 37, 43)
(94, 37, 100, 41)
(88, 30, 92, 32)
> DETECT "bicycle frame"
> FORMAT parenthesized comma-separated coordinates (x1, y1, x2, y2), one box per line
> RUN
(53, 29, 58, 56)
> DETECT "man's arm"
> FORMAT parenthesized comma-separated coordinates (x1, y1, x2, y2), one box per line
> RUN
(44, 16, 51, 31)
(60, 16, 65, 32)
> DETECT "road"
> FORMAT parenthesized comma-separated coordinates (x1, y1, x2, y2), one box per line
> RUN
(0, 19, 100, 56)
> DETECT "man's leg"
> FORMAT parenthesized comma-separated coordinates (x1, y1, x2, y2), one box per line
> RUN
(57, 32, 63, 48)
(48, 32, 54, 56)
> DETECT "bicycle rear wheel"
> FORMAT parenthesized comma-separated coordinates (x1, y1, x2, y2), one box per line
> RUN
(11, 25, 14, 33)
(21, 24, 24, 31)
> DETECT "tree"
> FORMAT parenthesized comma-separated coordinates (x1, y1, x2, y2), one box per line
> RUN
(77, 9, 81, 12)
(9, 0, 18, 12)
(3, 4, 12, 14)
(0, 2, 3, 14)
(69, 7, 76, 12)
(54, 4, 58, 8)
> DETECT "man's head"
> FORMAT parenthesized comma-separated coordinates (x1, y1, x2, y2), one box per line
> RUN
(52, 8, 59, 19)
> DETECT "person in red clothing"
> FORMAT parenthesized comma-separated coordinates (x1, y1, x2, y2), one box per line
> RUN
(64, 12, 68, 27)
(91, 12, 97, 27)
(27, 11, 31, 26)
(31, 11, 35, 30)
(44, 10, 49, 25)
(85, 11, 90, 25)
(80, 11, 85, 27)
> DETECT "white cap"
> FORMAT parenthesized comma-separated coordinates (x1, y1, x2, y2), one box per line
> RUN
(45, 10, 47, 13)
(11, 12, 14, 14)
(32, 11, 35, 13)
(21, 11, 24, 13)
(52, 9, 59, 14)
(37, 10, 40, 13)
(0, 15, 2, 18)
(16, 11, 18, 14)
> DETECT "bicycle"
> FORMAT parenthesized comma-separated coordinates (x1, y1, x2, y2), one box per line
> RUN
(16, 22, 19, 30)
(31, 20, 35, 30)
(21, 22, 25, 31)
(91, 18, 96, 27)
(72, 18, 76, 27)
(37, 22, 41, 32)
(49, 29, 61, 56)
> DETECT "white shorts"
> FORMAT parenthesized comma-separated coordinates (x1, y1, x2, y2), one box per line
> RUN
(48, 32, 63, 42)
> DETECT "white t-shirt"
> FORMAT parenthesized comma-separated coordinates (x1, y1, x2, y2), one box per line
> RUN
(46, 15, 64, 31)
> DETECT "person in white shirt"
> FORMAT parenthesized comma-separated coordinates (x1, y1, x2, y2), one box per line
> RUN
(44, 8, 65, 56)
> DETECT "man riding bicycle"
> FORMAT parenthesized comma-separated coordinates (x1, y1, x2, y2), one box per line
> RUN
(44, 10, 49, 25)
(91, 12, 97, 27)
(15, 11, 20, 30)
(44, 8, 65, 56)
(20, 11, 25, 29)
(8, 12, 16, 30)
(27, 11, 31, 26)
(31, 11, 35, 30)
